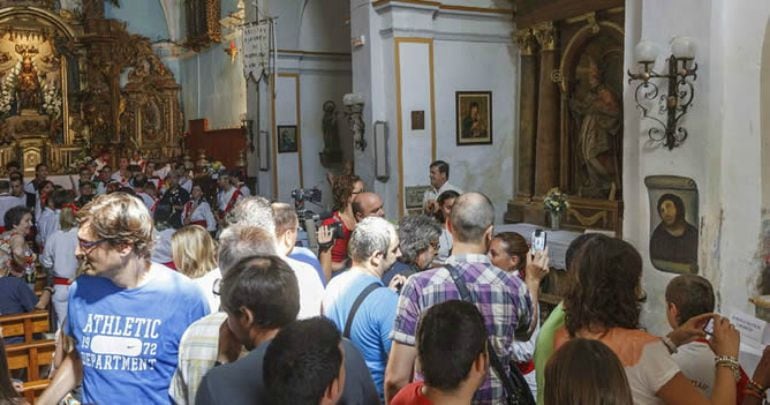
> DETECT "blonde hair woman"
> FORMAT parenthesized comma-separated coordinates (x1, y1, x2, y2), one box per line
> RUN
(172, 225, 220, 311)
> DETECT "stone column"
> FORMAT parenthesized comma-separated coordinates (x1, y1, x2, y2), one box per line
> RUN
(533, 22, 560, 196)
(514, 28, 538, 199)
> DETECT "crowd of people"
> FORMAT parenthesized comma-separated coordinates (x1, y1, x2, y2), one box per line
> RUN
(0, 157, 769, 405)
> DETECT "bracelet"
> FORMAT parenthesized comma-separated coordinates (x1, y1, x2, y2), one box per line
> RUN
(661, 336, 678, 354)
(748, 379, 767, 394)
(715, 356, 741, 381)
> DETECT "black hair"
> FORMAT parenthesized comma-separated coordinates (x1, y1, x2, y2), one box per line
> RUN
(430, 160, 450, 178)
(220, 255, 299, 330)
(564, 233, 600, 270)
(4, 161, 19, 171)
(0, 339, 22, 404)
(417, 300, 487, 391)
(264, 317, 343, 405)
(4, 206, 30, 229)
(51, 189, 74, 209)
(35, 163, 47, 172)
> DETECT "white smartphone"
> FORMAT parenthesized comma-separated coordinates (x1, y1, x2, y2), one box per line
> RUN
(531, 229, 547, 252)
(704, 318, 714, 336)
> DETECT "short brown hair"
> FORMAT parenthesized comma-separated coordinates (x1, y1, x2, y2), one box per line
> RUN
(493, 232, 528, 271)
(545, 338, 632, 405)
(77, 193, 155, 259)
(665, 274, 714, 326)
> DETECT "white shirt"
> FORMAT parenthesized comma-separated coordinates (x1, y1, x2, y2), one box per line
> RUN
(40, 227, 79, 279)
(136, 191, 156, 211)
(183, 200, 216, 232)
(0, 194, 23, 227)
(422, 181, 462, 207)
(437, 227, 453, 262)
(36, 208, 60, 247)
(151, 228, 176, 264)
(111, 170, 130, 186)
(23, 180, 36, 195)
(217, 187, 242, 214)
(190, 267, 222, 314)
(179, 177, 192, 193)
(284, 256, 325, 319)
(239, 184, 251, 197)
(672, 340, 715, 396)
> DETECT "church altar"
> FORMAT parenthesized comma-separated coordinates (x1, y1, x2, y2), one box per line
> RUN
(0, 0, 184, 176)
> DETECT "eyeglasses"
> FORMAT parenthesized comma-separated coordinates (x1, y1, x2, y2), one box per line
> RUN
(78, 238, 107, 252)
(212, 278, 221, 296)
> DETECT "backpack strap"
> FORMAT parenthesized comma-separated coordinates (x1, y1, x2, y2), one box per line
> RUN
(445, 264, 531, 405)
(343, 282, 380, 338)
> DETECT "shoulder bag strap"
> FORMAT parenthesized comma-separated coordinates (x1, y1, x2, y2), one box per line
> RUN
(445, 264, 523, 405)
(343, 282, 380, 338)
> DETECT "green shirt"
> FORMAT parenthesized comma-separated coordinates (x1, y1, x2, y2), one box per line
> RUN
(534, 303, 566, 405)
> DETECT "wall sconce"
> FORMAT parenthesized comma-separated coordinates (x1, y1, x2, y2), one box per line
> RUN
(627, 37, 698, 150)
(343, 93, 366, 152)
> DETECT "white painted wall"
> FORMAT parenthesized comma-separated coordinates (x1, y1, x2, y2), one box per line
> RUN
(434, 40, 516, 221)
(625, 0, 770, 335)
(352, 0, 515, 220)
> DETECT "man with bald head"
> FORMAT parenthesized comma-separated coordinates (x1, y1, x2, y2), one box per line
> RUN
(351, 191, 385, 221)
(384, 192, 535, 404)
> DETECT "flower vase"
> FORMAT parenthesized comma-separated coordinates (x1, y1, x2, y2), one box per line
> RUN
(549, 212, 561, 231)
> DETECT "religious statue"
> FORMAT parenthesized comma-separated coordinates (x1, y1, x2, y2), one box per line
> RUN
(570, 58, 621, 198)
(16, 54, 42, 113)
(319, 100, 342, 167)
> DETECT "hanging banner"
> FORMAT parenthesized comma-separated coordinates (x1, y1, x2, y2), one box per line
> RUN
(242, 22, 270, 82)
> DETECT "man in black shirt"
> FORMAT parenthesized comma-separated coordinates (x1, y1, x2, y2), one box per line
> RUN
(195, 255, 378, 404)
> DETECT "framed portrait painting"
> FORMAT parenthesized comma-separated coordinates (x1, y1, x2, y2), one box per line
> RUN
(277, 125, 298, 153)
(644, 175, 699, 274)
(456, 91, 492, 145)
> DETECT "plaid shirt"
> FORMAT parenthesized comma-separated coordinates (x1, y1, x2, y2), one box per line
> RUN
(391, 254, 533, 404)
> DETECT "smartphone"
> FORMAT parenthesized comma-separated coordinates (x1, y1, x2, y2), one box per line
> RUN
(703, 318, 714, 336)
(531, 229, 547, 252)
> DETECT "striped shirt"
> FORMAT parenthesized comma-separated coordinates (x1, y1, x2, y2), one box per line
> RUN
(391, 254, 533, 404)
(170, 312, 240, 405)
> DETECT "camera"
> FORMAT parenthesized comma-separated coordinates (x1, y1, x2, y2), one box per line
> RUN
(291, 188, 322, 206)
(531, 229, 547, 252)
(325, 220, 345, 240)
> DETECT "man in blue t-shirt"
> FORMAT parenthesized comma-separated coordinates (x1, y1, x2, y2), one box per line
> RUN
(321, 216, 403, 398)
(38, 193, 209, 404)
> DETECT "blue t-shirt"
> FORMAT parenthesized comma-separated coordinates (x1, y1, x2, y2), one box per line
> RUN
(0, 276, 37, 315)
(66, 263, 209, 404)
(289, 246, 325, 285)
(321, 271, 398, 398)
(0, 276, 38, 344)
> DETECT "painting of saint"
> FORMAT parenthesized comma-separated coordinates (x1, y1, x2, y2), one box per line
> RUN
(277, 126, 298, 153)
(645, 176, 699, 274)
(456, 91, 492, 145)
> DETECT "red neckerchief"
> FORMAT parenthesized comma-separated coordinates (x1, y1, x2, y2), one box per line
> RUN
(182, 200, 195, 221)
(220, 188, 241, 216)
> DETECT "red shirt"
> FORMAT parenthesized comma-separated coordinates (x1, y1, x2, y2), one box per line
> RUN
(391, 382, 433, 405)
(321, 211, 352, 263)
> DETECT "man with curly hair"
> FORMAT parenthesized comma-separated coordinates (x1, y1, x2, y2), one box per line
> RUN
(38, 192, 209, 404)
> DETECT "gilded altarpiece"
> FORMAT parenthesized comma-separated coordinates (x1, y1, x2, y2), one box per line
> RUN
(506, 0, 625, 235)
(0, 0, 183, 176)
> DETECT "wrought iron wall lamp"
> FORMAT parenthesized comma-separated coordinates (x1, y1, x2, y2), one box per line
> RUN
(627, 37, 698, 150)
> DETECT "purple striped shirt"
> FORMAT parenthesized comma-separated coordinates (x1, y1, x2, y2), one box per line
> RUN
(391, 254, 533, 404)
